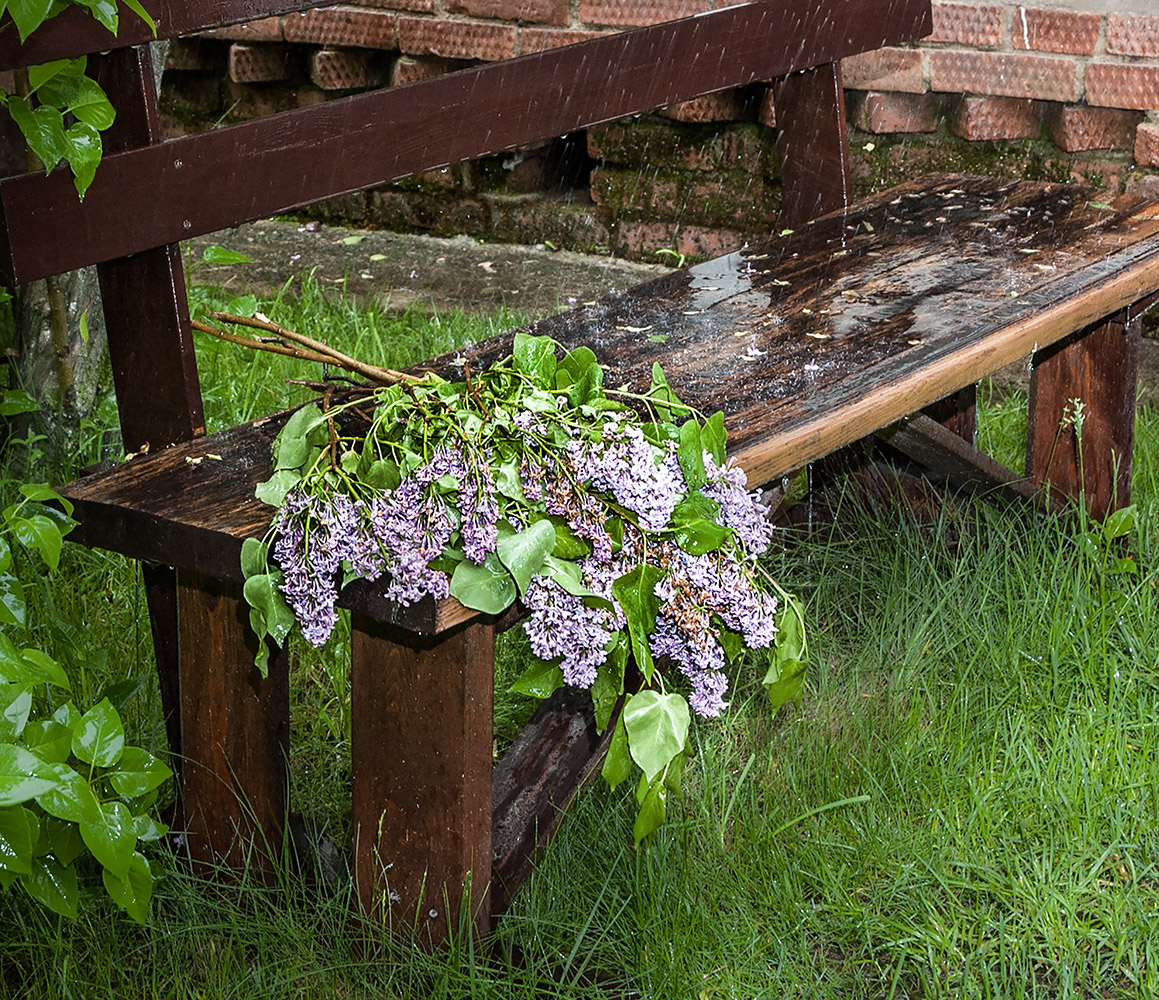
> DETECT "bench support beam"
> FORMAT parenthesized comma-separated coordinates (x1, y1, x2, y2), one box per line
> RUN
(178, 572, 290, 871)
(1028, 309, 1140, 520)
(351, 617, 494, 944)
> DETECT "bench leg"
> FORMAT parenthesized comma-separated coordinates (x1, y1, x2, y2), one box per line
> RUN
(1027, 310, 1140, 520)
(177, 571, 290, 871)
(351, 615, 494, 944)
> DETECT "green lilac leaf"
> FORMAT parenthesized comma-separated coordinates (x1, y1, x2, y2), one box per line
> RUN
(0, 744, 57, 806)
(0, 805, 34, 874)
(201, 245, 253, 266)
(677, 419, 706, 491)
(541, 554, 603, 600)
(119, 0, 156, 32)
(591, 634, 627, 733)
(570, 361, 603, 407)
(560, 345, 597, 380)
(1102, 504, 1136, 542)
(0, 538, 9, 573)
(611, 563, 663, 683)
(11, 514, 63, 570)
(19, 648, 69, 688)
(513, 333, 557, 387)
(71, 697, 125, 768)
(273, 403, 326, 471)
(35, 763, 100, 824)
(633, 776, 667, 845)
(449, 552, 516, 615)
(102, 851, 152, 925)
(240, 537, 269, 580)
(497, 519, 555, 597)
(674, 516, 731, 555)
(763, 656, 806, 711)
(107, 747, 172, 799)
(97, 674, 147, 713)
(79, 0, 117, 32)
(546, 517, 589, 559)
(7, 100, 65, 172)
(80, 800, 135, 880)
(134, 814, 168, 843)
(509, 659, 564, 700)
(66, 76, 115, 130)
(23, 856, 77, 919)
(600, 714, 632, 791)
(28, 57, 82, 101)
(623, 690, 690, 783)
(702, 411, 727, 463)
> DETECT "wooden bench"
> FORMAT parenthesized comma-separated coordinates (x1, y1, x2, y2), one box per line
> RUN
(2, 0, 1158, 943)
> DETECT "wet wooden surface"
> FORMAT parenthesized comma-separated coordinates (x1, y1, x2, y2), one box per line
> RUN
(57, 175, 1159, 628)
(0, 0, 930, 284)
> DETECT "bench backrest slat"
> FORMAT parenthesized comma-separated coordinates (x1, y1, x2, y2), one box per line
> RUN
(0, 1, 339, 70)
(0, 0, 931, 286)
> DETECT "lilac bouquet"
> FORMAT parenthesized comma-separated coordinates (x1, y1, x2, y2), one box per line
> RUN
(243, 333, 805, 840)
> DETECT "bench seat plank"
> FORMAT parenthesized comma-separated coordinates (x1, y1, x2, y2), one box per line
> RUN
(57, 175, 1159, 631)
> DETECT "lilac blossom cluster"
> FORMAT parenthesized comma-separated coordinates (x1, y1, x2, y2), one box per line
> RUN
(701, 452, 773, 555)
(272, 444, 500, 647)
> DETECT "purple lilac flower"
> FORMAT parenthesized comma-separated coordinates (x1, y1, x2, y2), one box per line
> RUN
(701, 452, 773, 556)
(651, 615, 730, 717)
(586, 424, 684, 531)
(522, 576, 618, 688)
(529, 452, 614, 563)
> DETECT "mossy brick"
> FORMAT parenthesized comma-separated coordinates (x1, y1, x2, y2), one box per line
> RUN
(587, 119, 774, 176)
(486, 201, 612, 254)
(610, 220, 747, 261)
(590, 166, 778, 228)
(367, 188, 490, 236)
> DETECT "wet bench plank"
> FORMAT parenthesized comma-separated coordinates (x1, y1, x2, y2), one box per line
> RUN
(58, 174, 1159, 586)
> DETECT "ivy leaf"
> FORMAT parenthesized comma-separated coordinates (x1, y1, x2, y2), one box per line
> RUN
(611, 563, 663, 682)
(0, 685, 32, 742)
(632, 774, 668, 844)
(600, 713, 632, 791)
(496, 519, 555, 598)
(0, 804, 35, 874)
(623, 690, 690, 783)
(102, 851, 152, 925)
(0, 744, 58, 806)
(449, 552, 516, 615)
(201, 245, 253, 266)
(62, 119, 102, 198)
(0, 573, 26, 627)
(10, 514, 64, 570)
(23, 856, 77, 919)
(81, 800, 136, 880)
(35, 762, 101, 824)
(71, 697, 125, 768)
(7, 0, 56, 41)
(66, 75, 115, 131)
(28, 57, 84, 104)
(6, 99, 66, 172)
(509, 659, 563, 700)
(107, 746, 172, 799)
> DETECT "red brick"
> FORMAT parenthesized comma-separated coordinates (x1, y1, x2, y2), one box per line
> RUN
(348, 0, 434, 10)
(1107, 15, 1159, 59)
(927, 2, 1002, 46)
(612, 220, 745, 259)
(165, 38, 225, 72)
(390, 54, 465, 86)
(841, 47, 925, 94)
(310, 48, 386, 90)
(1085, 64, 1159, 112)
(852, 91, 939, 133)
(447, 0, 566, 26)
(929, 50, 1077, 102)
(660, 90, 746, 123)
(228, 43, 294, 83)
(758, 88, 775, 128)
(949, 95, 1044, 140)
(1048, 105, 1144, 153)
(521, 28, 608, 53)
(1137, 123, 1159, 169)
(579, 0, 707, 28)
(283, 7, 398, 49)
(1012, 7, 1099, 56)
(198, 17, 283, 42)
(1125, 170, 1159, 201)
(399, 16, 517, 60)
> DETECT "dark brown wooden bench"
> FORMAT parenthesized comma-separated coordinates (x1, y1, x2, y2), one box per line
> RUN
(3, 0, 1157, 944)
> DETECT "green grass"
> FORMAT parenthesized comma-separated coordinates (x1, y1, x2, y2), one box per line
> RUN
(3, 280, 1159, 998)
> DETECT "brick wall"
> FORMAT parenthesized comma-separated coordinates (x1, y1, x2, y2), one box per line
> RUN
(160, 2, 1159, 259)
